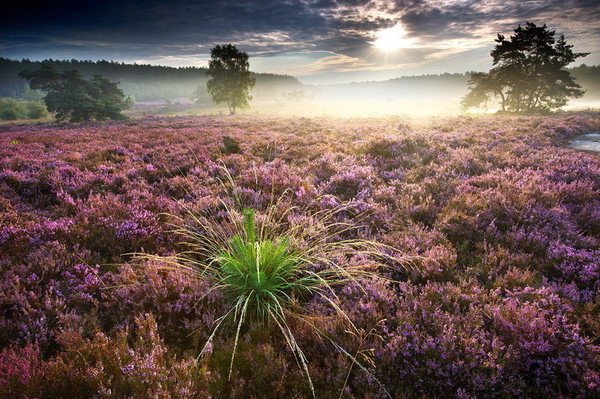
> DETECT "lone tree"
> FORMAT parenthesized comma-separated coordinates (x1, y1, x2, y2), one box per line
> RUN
(19, 63, 132, 122)
(462, 22, 588, 113)
(205, 44, 255, 115)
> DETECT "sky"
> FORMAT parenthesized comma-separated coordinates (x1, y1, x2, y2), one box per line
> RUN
(1, 0, 599, 85)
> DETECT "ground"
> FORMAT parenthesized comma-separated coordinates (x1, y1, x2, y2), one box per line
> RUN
(0, 113, 599, 398)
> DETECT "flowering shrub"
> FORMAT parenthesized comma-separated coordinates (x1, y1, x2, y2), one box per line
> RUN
(0, 314, 210, 398)
(0, 113, 598, 397)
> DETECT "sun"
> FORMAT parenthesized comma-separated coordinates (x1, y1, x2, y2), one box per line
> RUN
(372, 24, 416, 51)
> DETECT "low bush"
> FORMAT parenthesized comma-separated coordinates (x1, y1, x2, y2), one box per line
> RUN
(0, 98, 48, 120)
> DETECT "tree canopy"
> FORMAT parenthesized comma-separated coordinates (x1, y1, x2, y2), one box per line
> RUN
(19, 63, 132, 122)
(204, 44, 256, 115)
(462, 22, 589, 113)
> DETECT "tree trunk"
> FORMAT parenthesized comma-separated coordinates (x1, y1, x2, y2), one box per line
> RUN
(498, 90, 506, 111)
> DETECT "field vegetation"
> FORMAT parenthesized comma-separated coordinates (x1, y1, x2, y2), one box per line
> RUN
(0, 113, 599, 397)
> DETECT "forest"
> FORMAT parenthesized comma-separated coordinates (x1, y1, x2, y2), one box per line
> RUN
(0, 58, 303, 102)
(2, 58, 598, 107)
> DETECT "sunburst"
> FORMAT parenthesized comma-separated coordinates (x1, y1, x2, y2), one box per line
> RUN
(372, 24, 416, 51)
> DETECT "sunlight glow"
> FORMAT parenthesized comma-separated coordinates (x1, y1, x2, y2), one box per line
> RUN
(372, 24, 417, 51)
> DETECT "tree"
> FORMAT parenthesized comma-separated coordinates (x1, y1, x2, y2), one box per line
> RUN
(19, 63, 132, 122)
(462, 22, 589, 113)
(205, 44, 255, 115)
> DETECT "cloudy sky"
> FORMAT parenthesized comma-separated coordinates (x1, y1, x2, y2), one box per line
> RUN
(1, 0, 599, 84)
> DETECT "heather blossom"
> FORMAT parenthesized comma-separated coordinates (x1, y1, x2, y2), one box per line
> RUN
(0, 113, 598, 397)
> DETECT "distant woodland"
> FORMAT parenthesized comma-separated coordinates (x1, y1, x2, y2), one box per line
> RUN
(0, 58, 598, 105)
(317, 65, 600, 103)
(0, 58, 303, 102)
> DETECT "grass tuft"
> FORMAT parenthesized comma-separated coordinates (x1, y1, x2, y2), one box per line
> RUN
(137, 168, 412, 397)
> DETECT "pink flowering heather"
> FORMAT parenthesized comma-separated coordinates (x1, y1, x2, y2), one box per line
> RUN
(0, 113, 598, 397)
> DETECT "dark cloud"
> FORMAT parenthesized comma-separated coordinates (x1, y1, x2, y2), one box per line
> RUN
(0, 0, 598, 75)
(1, 1, 328, 47)
(401, 8, 450, 36)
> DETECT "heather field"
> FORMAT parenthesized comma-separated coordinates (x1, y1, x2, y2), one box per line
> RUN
(1, 113, 599, 398)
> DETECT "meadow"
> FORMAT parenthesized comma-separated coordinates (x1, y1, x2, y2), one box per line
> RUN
(0, 113, 599, 398)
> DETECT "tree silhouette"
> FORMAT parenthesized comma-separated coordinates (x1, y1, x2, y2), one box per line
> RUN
(205, 44, 255, 115)
(20, 63, 132, 121)
(462, 22, 588, 113)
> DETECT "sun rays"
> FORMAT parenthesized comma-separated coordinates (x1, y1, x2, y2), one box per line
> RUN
(372, 24, 417, 51)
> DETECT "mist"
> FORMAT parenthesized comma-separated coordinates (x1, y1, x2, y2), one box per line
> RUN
(1, 58, 599, 119)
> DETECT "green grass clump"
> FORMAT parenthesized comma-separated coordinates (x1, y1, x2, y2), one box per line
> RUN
(139, 175, 409, 397)
(216, 208, 316, 323)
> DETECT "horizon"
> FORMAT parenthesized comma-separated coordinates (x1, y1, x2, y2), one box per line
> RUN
(2, 56, 597, 88)
(0, 55, 486, 86)
(2, 1, 599, 85)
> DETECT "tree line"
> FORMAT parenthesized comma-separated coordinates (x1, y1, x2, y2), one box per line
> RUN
(2, 60, 597, 108)
(0, 58, 204, 100)
(0, 58, 302, 102)
(5, 22, 599, 121)
(13, 45, 298, 121)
